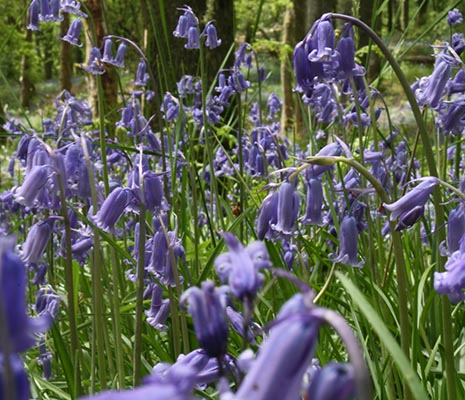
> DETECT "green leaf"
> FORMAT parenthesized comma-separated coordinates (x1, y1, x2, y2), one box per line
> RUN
(337, 272, 429, 400)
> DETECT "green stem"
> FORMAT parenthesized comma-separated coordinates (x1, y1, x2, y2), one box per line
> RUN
(330, 14, 454, 400)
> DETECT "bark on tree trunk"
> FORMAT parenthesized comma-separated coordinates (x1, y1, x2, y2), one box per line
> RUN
(280, 3, 295, 136)
(20, 24, 34, 108)
(60, 14, 72, 92)
(85, 0, 118, 127)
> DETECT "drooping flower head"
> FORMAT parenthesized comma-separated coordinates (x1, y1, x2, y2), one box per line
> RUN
(331, 215, 364, 267)
(383, 177, 439, 231)
(306, 362, 355, 400)
(448, 8, 463, 26)
(180, 281, 229, 358)
(215, 233, 270, 301)
(61, 18, 83, 47)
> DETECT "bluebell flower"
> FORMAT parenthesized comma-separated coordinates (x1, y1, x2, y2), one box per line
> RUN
(448, 8, 463, 26)
(308, 20, 336, 62)
(101, 38, 113, 63)
(145, 283, 170, 331)
(39, 0, 51, 21)
(94, 187, 133, 231)
(180, 281, 229, 358)
(1, 238, 51, 353)
(37, 338, 53, 380)
(331, 215, 364, 267)
(50, 0, 61, 21)
(446, 206, 465, 254)
(60, 0, 87, 18)
(82, 47, 105, 75)
(267, 93, 282, 120)
(271, 181, 300, 237)
(0, 354, 31, 400)
(256, 190, 279, 240)
(434, 238, 465, 302)
(436, 97, 465, 135)
(203, 21, 221, 49)
(14, 165, 50, 207)
(452, 33, 465, 55)
(383, 177, 439, 231)
(303, 178, 325, 226)
(235, 293, 322, 400)
(173, 6, 198, 38)
(61, 18, 83, 47)
(112, 42, 127, 68)
(306, 362, 355, 400)
(21, 220, 53, 264)
(226, 306, 260, 345)
(215, 233, 270, 301)
(414, 53, 453, 109)
(27, 0, 40, 30)
(134, 60, 149, 86)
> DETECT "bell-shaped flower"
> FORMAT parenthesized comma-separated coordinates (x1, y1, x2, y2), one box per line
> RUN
(14, 165, 51, 207)
(446, 206, 465, 254)
(383, 177, 439, 231)
(145, 283, 170, 332)
(112, 42, 127, 68)
(102, 39, 113, 63)
(94, 187, 133, 231)
(306, 142, 342, 179)
(414, 53, 453, 109)
(235, 293, 322, 400)
(37, 338, 53, 380)
(82, 47, 105, 75)
(306, 362, 355, 400)
(27, 0, 40, 30)
(203, 22, 221, 49)
(61, 18, 83, 47)
(134, 60, 149, 86)
(60, 0, 87, 18)
(1, 238, 51, 354)
(308, 20, 336, 62)
(331, 215, 364, 267)
(21, 220, 53, 264)
(0, 354, 31, 400)
(271, 181, 300, 237)
(303, 178, 325, 226)
(448, 8, 463, 26)
(215, 233, 270, 301)
(180, 281, 229, 358)
(256, 190, 279, 240)
(173, 6, 198, 38)
(434, 237, 465, 302)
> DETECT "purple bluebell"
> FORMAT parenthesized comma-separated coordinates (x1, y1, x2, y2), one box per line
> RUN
(134, 60, 149, 86)
(215, 233, 270, 301)
(256, 190, 279, 240)
(145, 283, 170, 331)
(185, 26, 200, 49)
(452, 33, 465, 55)
(203, 22, 221, 49)
(35, 287, 61, 321)
(434, 238, 465, 302)
(267, 93, 282, 120)
(21, 220, 53, 264)
(0, 354, 31, 400)
(308, 20, 336, 62)
(102, 39, 113, 63)
(180, 281, 229, 358)
(331, 215, 363, 267)
(39, 0, 51, 21)
(27, 0, 40, 30)
(293, 40, 316, 93)
(383, 177, 439, 231)
(112, 42, 127, 68)
(61, 18, 82, 47)
(414, 53, 453, 109)
(162, 93, 179, 123)
(446, 207, 465, 254)
(303, 178, 325, 226)
(37, 338, 53, 380)
(50, 0, 61, 21)
(436, 97, 465, 135)
(235, 293, 322, 400)
(94, 187, 133, 231)
(448, 8, 463, 26)
(143, 172, 165, 214)
(271, 181, 300, 237)
(1, 238, 51, 353)
(14, 165, 50, 207)
(60, 0, 87, 18)
(173, 6, 198, 39)
(82, 47, 105, 75)
(306, 362, 355, 400)
(226, 306, 259, 345)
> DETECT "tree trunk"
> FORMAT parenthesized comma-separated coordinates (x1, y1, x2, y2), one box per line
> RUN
(60, 14, 72, 92)
(20, 21, 34, 107)
(205, 0, 235, 81)
(358, 0, 380, 81)
(84, 0, 118, 126)
(280, 3, 295, 136)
